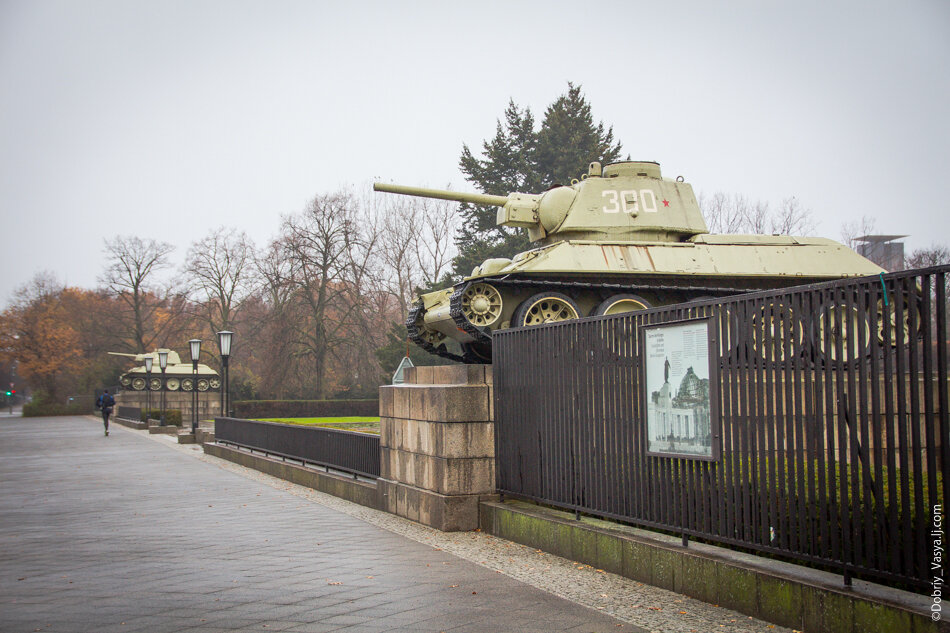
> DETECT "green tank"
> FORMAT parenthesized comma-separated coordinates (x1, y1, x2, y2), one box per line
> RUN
(374, 161, 884, 363)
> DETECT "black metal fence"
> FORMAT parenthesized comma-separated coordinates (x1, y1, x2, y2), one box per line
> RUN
(116, 406, 141, 421)
(494, 266, 949, 591)
(215, 417, 380, 479)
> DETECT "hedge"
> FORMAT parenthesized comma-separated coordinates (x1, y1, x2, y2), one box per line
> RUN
(22, 402, 91, 417)
(233, 399, 378, 419)
(140, 408, 183, 426)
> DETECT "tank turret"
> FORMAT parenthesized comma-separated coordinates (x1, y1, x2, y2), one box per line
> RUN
(375, 161, 708, 245)
(375, 160, 883, 364)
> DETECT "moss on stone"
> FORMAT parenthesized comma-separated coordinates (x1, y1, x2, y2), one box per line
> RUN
(758, 576, 802, 630)
(854, 599, 913, 633)
(717, 565, 758, 616)
(597, 532, 622, 575)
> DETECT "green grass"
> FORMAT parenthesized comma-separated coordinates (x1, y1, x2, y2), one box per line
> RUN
(253, 416, 381, 435)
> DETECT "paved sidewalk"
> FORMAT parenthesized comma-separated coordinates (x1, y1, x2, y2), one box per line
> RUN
(0, 416, 639, 633)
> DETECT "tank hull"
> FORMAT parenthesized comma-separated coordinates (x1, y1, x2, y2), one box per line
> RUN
(410, 236, 884, 363)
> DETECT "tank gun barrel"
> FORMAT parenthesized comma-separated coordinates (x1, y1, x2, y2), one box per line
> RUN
(373, 183, 508, 208)
(107, 351, 155, 361)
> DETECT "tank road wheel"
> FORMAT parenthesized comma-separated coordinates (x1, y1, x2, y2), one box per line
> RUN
(750, 302, 803, 363)
(592, 294, 651, 316)
(460, 283, 503, 328)
(512, 292, 581, 327)
(814, 302, 871, 363)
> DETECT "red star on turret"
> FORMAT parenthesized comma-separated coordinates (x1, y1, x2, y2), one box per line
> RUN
(662, 199, 670, 207)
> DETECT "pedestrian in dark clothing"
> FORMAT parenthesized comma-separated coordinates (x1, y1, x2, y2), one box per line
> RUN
(97, 390, 115, 436)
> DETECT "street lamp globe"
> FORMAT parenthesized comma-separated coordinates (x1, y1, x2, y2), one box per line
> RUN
(216, 331, 233, 358)
(158, 350, 168, 370)
(144, 356, 153, 373)
(189, 339, 202, 363)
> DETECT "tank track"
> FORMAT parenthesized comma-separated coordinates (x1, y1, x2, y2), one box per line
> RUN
(405, 300, 467, 363)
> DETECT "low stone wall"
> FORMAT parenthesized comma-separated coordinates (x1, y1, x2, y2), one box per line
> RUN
(377, 365, 495, 531)
(204, 442, 377, 509)
(482, 500, 938, 633)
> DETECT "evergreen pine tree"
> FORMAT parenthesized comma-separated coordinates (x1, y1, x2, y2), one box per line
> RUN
(453, 85, 624, 277)
(535, 83, 624, 185)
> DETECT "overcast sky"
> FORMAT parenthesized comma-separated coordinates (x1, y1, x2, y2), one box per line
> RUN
(1, 0, 948, 306)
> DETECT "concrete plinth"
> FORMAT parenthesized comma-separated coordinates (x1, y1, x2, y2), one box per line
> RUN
(378, 365, 494, 532)
(115, 391, 220, 421)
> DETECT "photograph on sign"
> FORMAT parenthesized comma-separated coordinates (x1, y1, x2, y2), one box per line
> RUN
(643, 318, 717, 459)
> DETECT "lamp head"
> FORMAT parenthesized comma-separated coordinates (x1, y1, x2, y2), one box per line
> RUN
(188, 338, 202, 362)
(144, 356, 153, 373)
(217, 330, 234, 358)
(158, 349, 168, 370)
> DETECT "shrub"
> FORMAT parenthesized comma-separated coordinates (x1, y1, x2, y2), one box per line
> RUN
(140, 408, 182, 426)
(233, 399, 378, 419)
(22, 402, 90, 417)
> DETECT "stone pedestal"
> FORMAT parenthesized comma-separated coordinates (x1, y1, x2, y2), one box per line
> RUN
(377, 365, 494, 531)
(115, 391, 221, 421)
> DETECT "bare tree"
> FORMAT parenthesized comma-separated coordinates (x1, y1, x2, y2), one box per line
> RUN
(413, 196, 459, 289)
(280, 192, 366, 398)
(905, 244, 950, 269)
(183, 227, 256, 335)
(699, 192, 816, 236)
(100, 236, 176, 352)
(698, 192, 747, 234)
(840, 215, 878, 249)
(771, 197, 817, 236)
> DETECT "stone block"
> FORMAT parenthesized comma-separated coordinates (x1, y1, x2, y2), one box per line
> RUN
(597, 532, 622, 575)
(387, 480, 480, 531)
(421, 385, 491, 422)
(484, 365, 493, 385)
(571, 523, 599, 568)
(408, 386, 428, 421)
(387, 446, 495, 495)
(395, 480, 419, 523)
(757, 575, 802, 630)
(853, 598, 913, 633)
(414, 365, 433, 385)
(680, 554, 719, 605)
(510, 510, 538, 548)
(378, 386, 395, 418)
(651, 546, 680, 591)
(535, 517, 558, 556)
(393, 386, 410, 420)
(177, 432, 196, 444)
(495, 505, 513, 540)
(554, 522, 574, 561)
(717, 565, 759, 618)
(403, 366, 418, 384)
(378, 417, 393, 448)
(621, 538, 653, 585)
(379, 447, 392, 479)
(423, 365, 483, 385)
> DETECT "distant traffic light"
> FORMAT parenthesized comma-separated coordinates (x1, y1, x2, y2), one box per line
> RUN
(4, 390, 10, 396)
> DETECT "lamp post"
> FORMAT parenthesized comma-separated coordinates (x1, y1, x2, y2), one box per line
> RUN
(216, 331, 233, 418)
(188, 339, 201, 434)
(158, 349, 168, 426)
(144, 355, 153, 422)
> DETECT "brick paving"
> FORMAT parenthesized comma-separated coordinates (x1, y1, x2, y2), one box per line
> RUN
(0, 416, 641, 633)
